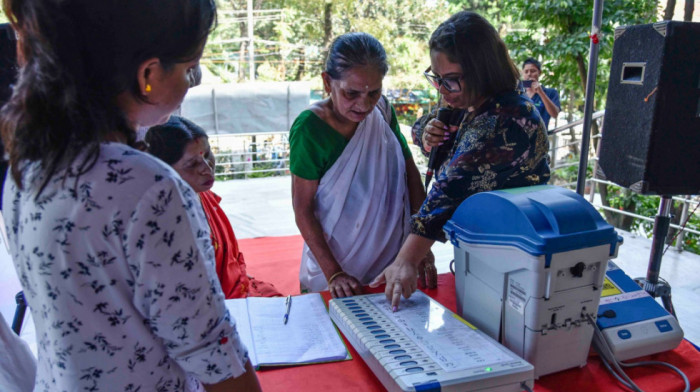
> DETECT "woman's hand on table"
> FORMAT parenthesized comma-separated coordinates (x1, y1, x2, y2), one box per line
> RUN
(417, 251, 438, 289)
(369, 257, 419, 311)
(329, 273, 364, 298)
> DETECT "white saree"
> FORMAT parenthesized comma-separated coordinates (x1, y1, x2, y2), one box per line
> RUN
(299, 105, 410, 292)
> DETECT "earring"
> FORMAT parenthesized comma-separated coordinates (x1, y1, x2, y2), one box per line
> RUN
(145, 84, 152, 93)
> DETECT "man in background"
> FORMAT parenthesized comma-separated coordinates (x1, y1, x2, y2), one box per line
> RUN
(522, 57, 560, 130)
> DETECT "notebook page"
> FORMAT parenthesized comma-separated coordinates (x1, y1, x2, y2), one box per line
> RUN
(246, 293, 347, 365)
(224, 298, 257, 367)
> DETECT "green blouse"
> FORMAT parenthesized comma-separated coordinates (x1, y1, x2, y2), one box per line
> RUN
(289, 108, 411, 180)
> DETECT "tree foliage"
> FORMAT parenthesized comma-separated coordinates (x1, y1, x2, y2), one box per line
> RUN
(500, 0, 659, 115)
(206, 0, 451, 89)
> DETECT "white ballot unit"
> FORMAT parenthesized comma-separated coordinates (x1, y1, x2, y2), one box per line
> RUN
(329, 291, 534, 392)
(443, 186, 622, 377)
(595, 261, 683, 361)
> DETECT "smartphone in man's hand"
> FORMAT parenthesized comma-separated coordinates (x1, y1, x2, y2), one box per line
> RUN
(522, 80, 533, 88)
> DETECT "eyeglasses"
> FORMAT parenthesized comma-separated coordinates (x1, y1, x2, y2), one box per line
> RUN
(423, 66, 463, 93)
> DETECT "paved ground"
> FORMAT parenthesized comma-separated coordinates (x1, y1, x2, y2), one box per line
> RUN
(213, 176, 700, 344)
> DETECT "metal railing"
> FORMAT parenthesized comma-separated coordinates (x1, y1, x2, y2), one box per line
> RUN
(545, 111, 698, 252)
(210, 132, 289, 178)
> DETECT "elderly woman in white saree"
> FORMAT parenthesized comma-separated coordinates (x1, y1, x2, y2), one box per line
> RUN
(290, 33, 435, 298)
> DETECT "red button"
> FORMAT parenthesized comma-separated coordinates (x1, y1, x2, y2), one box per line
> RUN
(220, 337, 229, 344)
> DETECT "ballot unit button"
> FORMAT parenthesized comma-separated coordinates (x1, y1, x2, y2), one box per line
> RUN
(617, 329, 632, 340)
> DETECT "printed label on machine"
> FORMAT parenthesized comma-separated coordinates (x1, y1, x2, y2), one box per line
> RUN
(367, 294, 513, 372)
(507, 278, 527, 315)
(599, 276, 650, 305)
(601, 276, 622, 297)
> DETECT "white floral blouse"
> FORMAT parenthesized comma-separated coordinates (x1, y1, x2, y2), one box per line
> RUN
(2, 143, 248, 392)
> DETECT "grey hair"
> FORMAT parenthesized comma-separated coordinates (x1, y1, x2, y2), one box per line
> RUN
(324, 32, 388, 79)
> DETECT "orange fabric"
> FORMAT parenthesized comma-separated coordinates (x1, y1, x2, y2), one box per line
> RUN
(199, 190, 281, 298)
(242, 235, 700, 392)
(237, 235, 303, 296)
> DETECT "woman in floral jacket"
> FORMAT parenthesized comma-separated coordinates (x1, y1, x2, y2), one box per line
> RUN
(372, 11, 550, 308)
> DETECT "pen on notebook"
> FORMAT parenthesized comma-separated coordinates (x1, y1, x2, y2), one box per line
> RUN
(283, 295, 292, 324)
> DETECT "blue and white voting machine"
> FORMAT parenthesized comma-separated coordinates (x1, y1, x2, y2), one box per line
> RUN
(595, 261, 684, 361)
(443, 185, 622, 377)
(329, 291, 534, 392)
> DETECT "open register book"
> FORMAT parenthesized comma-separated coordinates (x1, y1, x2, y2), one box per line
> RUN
(225, 293, 349, 368)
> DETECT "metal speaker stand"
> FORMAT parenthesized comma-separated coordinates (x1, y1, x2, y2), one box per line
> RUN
(634, 196, 676, 317)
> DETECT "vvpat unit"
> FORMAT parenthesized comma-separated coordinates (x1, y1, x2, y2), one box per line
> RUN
(443, 186, 622, 377)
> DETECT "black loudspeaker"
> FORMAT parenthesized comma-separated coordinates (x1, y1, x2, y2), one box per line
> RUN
(0, 23, 18, 106)
(599, 21, 700, 195)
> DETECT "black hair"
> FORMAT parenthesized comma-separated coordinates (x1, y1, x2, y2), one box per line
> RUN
(324, 32, 388, 79)
(0, 0, 217, 193)
(429, 11, 520, 103)
(145, 115, 208, 165)
(523, 57, 542, 71)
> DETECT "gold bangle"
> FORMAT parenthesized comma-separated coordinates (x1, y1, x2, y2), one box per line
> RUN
(327, 271, 346, 285)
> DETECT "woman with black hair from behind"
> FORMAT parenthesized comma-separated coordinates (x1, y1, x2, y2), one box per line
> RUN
(0, 1, 260, 390)
(146, 116, 282, 299)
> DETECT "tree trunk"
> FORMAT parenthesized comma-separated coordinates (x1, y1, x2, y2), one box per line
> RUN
(567, 88, 579, 157)
(239, 42, 247, 82)
(294, 46, 305, 81)
(322, 1, 333, 51)
(684, 0, 694, 21)
(664, 0, 676, 20)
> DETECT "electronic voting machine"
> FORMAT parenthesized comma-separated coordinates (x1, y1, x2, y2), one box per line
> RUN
(595, 261, 684, 361)
(329, 291, 534, 392)
(444, 186, 622, 377)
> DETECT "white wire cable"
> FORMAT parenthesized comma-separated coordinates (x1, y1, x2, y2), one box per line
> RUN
(587, 314, 691, 392)
(620, 360, 690, 392)
(587, 314, 644, 392)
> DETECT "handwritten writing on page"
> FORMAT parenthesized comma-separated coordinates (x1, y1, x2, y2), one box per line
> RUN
(226, 293, 347, 367)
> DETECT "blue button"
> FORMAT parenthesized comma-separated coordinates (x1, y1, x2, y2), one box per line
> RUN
(389, 349, 406, 354)
(617, 329, 632, 340)
(379, 339, 395, 344)
(375, 334, 390, 339)
(355, 313, 369, 318)
(358, 317, 372, 321)
(348, 306, 361, 310)
(655, 320, 673, 333)
(342, 299, 357, 304)
(405, 367, 424, 373)
(370, 329, 386, 334)
(384, 344, 401, 349)
(395, 355, 411, 360)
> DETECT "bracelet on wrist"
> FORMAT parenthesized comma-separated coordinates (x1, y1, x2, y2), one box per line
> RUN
(327, 271, 346, 285)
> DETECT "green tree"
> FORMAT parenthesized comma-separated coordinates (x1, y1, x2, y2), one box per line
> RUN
(203, 0, 452, 89)
(502, 0, 659, 118)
